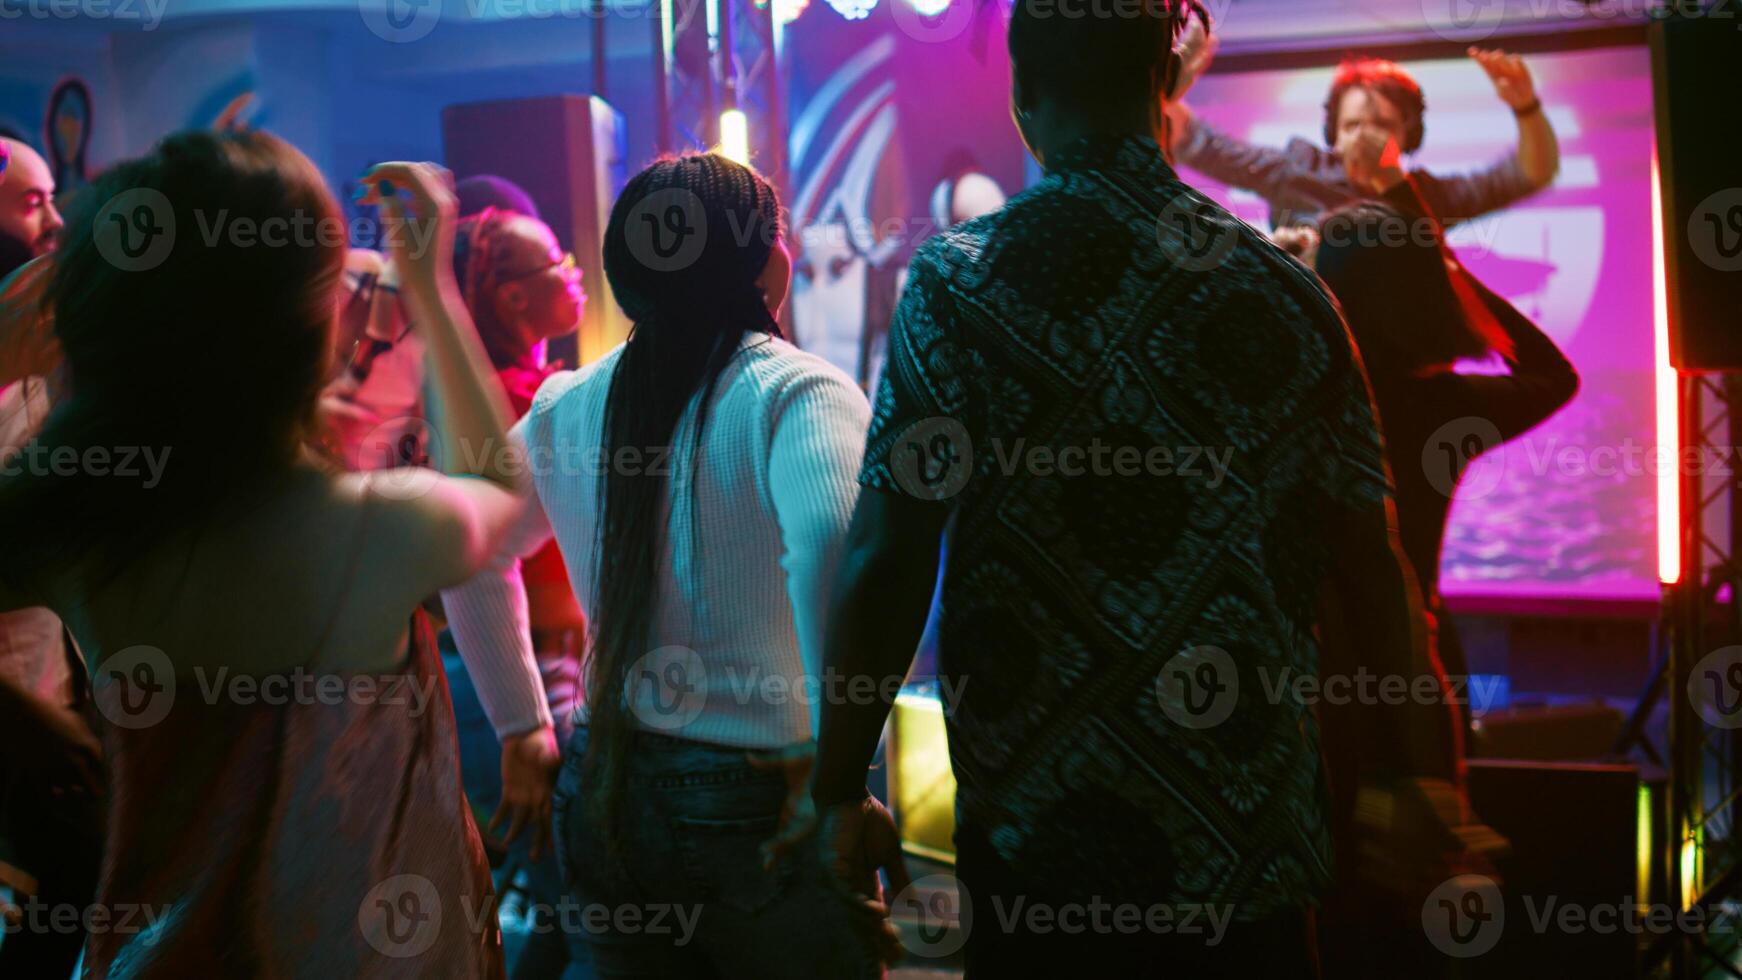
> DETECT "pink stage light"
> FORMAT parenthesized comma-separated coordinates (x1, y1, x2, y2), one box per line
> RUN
(1651, 145, 1681, 586)
(905, 0, 953, 15)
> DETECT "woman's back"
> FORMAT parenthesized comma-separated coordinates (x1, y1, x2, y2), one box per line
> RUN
(75, 469, 503, 978)
(2, 140, 543, 978)
(522, 334, 868, 750)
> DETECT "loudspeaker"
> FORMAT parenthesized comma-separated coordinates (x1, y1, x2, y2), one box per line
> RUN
(442, 95, 632, 367)
(1465, 760, 1644, 979)
(1651, 13, 1742, 372)
(1470, 702, 1625, 761)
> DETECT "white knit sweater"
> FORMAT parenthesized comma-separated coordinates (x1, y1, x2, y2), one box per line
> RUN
(443, 333, 871, 748)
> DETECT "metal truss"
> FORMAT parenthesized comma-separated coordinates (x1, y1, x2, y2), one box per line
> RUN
(1656, 374, 1742, 979)
(652, 0, 787, 189)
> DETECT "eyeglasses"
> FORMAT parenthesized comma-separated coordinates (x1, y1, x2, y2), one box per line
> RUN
(335, 269, 413, 385)
(498, 251, 578, 284)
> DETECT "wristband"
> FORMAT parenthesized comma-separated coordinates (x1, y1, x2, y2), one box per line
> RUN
(1512, 98, 1543, 119)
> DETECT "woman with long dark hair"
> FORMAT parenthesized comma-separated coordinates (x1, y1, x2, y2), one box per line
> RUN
(445, 153, 881, 976)
(1312, 198, 1577, 978)
(0, 131, 532, 976)
(1315, 200, 1579, 706)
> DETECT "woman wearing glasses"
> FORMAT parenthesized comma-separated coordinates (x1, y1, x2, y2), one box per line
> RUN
(446, 206, 594, 980)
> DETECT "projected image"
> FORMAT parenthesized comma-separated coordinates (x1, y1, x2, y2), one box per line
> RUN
(1181, 46, 1658, 600)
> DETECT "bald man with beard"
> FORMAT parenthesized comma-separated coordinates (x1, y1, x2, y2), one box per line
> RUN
(0, 137, 98, 980)
(0, 138, 63, 275)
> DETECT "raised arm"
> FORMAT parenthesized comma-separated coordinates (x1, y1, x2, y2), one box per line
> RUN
(1379, 175, 1580, 437)
(1423, 49, 1559, 225)
(352, 163, 564, 857)
(348, 162, 528, 591)
(1450, 277, 1581, 442)
(1167, 105, 1297, 201)
(1472, 48, 1559, 190)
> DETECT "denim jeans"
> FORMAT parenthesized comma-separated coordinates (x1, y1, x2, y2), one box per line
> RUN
(553, 729, 883, 980)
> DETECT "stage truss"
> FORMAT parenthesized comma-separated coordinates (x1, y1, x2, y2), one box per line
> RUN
(1656, 373, 1742, 979)
(651, 0, 788, 189)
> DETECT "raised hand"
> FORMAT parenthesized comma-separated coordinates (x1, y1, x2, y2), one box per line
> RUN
(353, 162, 460, 317)
(1170, 15, 1219, 101)
(1470, 47, 1538, 111)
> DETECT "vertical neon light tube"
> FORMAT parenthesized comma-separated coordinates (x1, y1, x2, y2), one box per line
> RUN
(1653, 146, 1681, 586)
(661, 0, 676, 75)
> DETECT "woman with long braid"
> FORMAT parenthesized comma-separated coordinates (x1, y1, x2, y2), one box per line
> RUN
(444, 154, 883, 976)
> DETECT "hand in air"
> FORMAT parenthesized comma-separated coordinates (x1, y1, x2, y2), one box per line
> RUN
(1469, 47, 1538, 111)
(1170, 15, 1219, 101)
(354, 162, 460, 319)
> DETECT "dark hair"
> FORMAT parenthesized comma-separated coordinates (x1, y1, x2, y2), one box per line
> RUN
(455, 175, 540, 221)
(0, 129, 343, 593)
(585, 153, 783, 865)
(1315, 203, 1504, 372)
(452, 206, 528, 369)
(1323, 57, 1426, 154)
(1007, 0, 1206, 119)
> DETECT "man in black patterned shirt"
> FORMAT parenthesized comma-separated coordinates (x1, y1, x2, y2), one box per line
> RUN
(805, 5, 1474, 976)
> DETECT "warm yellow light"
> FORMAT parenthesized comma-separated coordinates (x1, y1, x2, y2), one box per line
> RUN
(720, 110, 750, 166)
(890, 691, 957, 862)
(1638, 782, 1654, 905)
(1681, 833, 1701, 910)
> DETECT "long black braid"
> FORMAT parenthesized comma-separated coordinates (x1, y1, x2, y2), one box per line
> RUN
(585, 153, 784, 870)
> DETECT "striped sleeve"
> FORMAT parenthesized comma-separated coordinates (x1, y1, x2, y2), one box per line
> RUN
(767, 365, 871, 738)
(439, 417, 557, 739)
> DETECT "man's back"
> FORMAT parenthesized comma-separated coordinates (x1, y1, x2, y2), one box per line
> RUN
(860, 135, 1390, 915)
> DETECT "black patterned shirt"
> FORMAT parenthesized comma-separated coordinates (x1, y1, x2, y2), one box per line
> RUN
(859, 135, 1392, 917)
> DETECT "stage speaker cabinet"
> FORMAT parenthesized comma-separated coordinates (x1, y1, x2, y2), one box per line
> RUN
(1465, 760, 1644, 980)
(1650, 12, 1742, 372)
(442, 95, 631, 367)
